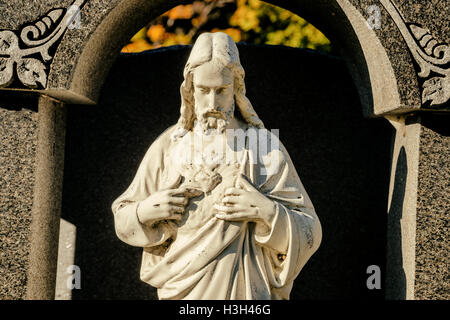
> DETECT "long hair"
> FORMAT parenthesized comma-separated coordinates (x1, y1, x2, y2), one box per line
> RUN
(172, 32, 264, 140)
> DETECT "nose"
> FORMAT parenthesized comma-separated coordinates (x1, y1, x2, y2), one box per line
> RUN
(208, 91, 220, 111)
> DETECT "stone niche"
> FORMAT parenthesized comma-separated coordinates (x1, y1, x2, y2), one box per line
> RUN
(62, 45, 393, 300)
(0, 0, 448, 300)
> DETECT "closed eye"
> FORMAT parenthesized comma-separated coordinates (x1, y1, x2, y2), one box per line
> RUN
(196, 86, 210, 94)
(216, 87, 229, 94)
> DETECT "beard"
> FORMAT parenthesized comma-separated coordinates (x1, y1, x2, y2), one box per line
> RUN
(197, 111, 230, 135)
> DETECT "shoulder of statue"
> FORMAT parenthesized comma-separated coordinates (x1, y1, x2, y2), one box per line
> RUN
(144, 125, 179, 157)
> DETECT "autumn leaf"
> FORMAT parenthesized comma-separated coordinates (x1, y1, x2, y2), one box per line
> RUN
(147, 25, 166, 43)
(122, 39, 154, 53)
(122, 0, 331, 53)
(211, 28, 242, 42)
(0, 58, 14, 88)
(16, 58, 47, 88)
(167, 5, 194, 20)
(230, 5, 260, 32)
(130, 27, 147, 42)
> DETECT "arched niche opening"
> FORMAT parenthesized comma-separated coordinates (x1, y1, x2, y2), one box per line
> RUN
(50, 0, 409, 116)
(120, 1, 332, 54)
(59, 0, 395, 300)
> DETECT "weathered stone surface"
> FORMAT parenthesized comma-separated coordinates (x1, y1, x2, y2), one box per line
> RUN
(384, 113, 449, 300)
(48, 0, 182, 104)
(0, 104, 38, 300)
(384, 114, 421, 300)
(415, 115, 450, 300)
(0, 0, 447, 301)
(0, 1, 87, 90)
(25, 96, 66, 300)
(2, 0, 448, 113)
(61, 44, 392, 299)
(350, 0, 450, 110)
(55, 218, 77, 300)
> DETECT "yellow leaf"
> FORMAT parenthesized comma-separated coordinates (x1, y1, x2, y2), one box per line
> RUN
(223, 28, 242, 43)
(230, 6, 260, 32)
(130, 27, 147, 42)
(211, 28, 242, 43)
(147, 25, 166, 43)
(121, 39, 153, 53)
(168, 4, 194, 20)
(248, 0, 262, 9)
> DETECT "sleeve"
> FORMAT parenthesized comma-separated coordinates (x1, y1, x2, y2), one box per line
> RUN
(113, 201, 175, 248)
(111, 127, 180, 248)
(248, 129, 322, 297)
(254, 201, 289, 254)
(253, 154, 321, 256)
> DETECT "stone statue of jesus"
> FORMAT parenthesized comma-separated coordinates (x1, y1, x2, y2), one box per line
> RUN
(112, 32, 321, 300)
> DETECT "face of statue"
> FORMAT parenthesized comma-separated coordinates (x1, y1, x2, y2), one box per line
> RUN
(193, 61, 235, 133)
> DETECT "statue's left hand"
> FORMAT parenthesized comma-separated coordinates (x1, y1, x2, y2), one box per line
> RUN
(214, 174, 276, 228)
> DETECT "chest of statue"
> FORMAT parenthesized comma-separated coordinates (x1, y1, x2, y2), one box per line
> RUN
(166, 132, 246, 236)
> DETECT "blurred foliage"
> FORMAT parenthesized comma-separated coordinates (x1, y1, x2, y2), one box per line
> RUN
(122, 0, 331, 53)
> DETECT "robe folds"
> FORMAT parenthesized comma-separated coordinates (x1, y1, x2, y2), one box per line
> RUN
(112, 124, 322, 300)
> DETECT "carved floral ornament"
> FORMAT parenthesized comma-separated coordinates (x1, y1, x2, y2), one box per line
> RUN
(380, 0, 449, 108)
(0, 0, 448, 107)
(0, 0, 85, 89)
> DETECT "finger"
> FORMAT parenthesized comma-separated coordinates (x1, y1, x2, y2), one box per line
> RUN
(215, 212, 252, 221)
(169, 206, 185, 214)
(213, 203, 240, 213)
(166, 214, 183, 221)
(169, 196, 188, 207)
(167, 189, 184, 197)
(221, 196, 240, 204)
(163, 189, 175, 197)
(167, 185, 191, 196)
(173, 187, 202, 198)
(164, 188, 188, 198)
(224, 187, 243, 196)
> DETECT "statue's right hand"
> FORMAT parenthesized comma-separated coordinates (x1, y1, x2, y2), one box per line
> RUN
(136, 188, 190, 225)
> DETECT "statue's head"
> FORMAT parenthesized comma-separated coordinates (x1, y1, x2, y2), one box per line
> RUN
(173, 32, 264, 139)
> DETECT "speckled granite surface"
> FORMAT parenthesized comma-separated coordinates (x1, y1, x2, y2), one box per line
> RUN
(0, 107, 38, 300)
(0, 0, 447, 300)
(0, 0, 73, 30)
(415, 115, 450, 300)
(2, 0, 447, 112)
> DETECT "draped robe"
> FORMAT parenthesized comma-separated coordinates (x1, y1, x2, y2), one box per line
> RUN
(112, 124, 322, 300)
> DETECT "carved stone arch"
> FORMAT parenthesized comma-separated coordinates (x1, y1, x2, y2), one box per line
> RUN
(44, 0, 429, 116)
(0, 0, 447, 301)
(2, 0, 446, 113)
